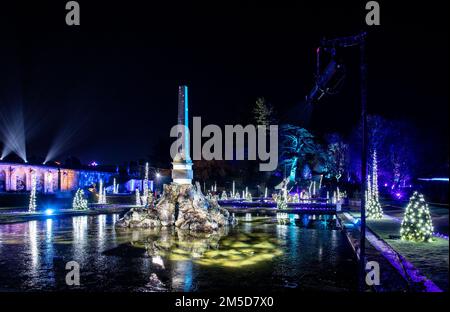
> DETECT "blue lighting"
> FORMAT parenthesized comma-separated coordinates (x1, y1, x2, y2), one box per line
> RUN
(418, 177, 449, 182)
(45, 209, 54, 215)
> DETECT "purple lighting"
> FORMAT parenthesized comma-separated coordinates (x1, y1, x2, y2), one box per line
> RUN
(89, 161, 99, 167)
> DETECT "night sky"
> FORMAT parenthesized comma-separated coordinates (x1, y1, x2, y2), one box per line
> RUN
(0, 1, 448, 168)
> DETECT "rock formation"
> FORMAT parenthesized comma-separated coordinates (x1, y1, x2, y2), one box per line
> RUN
(117, 182, 236, 232)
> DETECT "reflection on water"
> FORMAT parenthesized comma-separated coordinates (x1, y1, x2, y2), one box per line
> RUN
(128, 226, 283, 269)
(28, 220, 38, 272)
(0, 213, 357, 291)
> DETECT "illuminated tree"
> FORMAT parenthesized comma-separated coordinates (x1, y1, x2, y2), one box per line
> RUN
(143, 162, 149, 205)
(98, 180, 106, 204)
(220, 190, 228, 200)
(253, 97, 274, 126)
(113, 178, 118, 194)
(280, 125, 320, 182)
(367, 150, 383, 219)
(365, 174, 372, 210)
(400, 192, 433, 242)
(135, 188, 141, 206)
(73, 189, 88, 210)
(28, 174, 37, 212)
(276, 194, 287, 210)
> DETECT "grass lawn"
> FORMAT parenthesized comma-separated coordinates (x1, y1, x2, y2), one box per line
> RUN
(350, 210, 449, 291)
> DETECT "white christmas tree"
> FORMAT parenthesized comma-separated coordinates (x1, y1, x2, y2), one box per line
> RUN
(367, 150, 383, 219)
(28, 174, 37, 212)
(245, 191, 252, 202)
(135, 188, 141, 206)
(113, 178, 118, 194)
(400, 192, 434, 242)
(73, 188, 88, 210)
(365, 174, 372, 209)
(101, 186, 107, 204)
(98, 180, 106, 204)
(142, 162, 149, 206)
(98, 180, 103, 204)
(220, 190, 228, 200)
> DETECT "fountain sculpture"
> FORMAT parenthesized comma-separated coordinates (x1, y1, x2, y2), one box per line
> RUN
(117, 86, 236, 232)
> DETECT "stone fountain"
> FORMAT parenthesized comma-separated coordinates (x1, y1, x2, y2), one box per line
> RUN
(117, 86, 236, 232)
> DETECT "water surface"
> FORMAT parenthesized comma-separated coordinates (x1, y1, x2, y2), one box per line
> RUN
(0, 213, 357, 291)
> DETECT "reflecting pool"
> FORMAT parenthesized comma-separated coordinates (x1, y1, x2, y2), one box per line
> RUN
(0, 213, 357, 291)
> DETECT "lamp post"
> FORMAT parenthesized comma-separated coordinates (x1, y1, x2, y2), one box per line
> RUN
(359, 39, 368, 292)
(306, 31, 368, 291)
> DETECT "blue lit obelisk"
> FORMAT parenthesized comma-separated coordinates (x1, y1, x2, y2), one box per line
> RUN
(172, 85, 193, 184)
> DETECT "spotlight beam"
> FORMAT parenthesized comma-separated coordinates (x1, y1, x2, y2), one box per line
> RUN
(0, 103, 27, 162)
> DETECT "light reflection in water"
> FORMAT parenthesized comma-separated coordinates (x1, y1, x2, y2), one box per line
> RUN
(110, 214, 118, 241)
(172, 261, 194, 292)
(243, 219, 252, 233)
(46, 218, 52, 241)
(28, 220, 38, 271)
(97, 214, 107, 250)
(45, 218, 55, 283)
(276, 223, 288, 239)
(125, 226, 283, 269)
(0, 212, 357, 291)
(73, 216, 88, 261)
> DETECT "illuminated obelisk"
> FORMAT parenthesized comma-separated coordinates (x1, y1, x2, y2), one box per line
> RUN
(172, 85, 193, 184)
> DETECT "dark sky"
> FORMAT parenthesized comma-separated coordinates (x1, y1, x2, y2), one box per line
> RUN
(0, 0, 448, 166)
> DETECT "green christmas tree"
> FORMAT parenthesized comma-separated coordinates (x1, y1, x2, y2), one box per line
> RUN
(367, 150, 383, 219)
(73, 188, 88, 210)
(400, 192, 433, 242)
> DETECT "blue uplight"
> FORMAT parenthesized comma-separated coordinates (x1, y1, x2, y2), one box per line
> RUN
(45, 209, 54, 215)
(418, 177, 449, 182)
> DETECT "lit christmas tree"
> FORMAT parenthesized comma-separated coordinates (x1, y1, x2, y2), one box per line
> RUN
(101, 186, 107, 204)
(135, 188, 141, 206)
(98, 180, 103, 204)
(367, 150, 383, 219)
(245, 191, 252, 202)
(372, 150, 380, 203)
(113, 178, 118, 194)
(28, 174, 37, 212)
(98, 180, 106, 204)
(73, 188, 88, 210)
(400, 192, 434, 242)
(276, 195, 287, 210)
(142, 162, 149, 205)
(220, 190, 228, 200)
(365, 174, 372, 209)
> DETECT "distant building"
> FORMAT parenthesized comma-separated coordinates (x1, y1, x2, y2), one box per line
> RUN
(0, 162, 114, 193)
